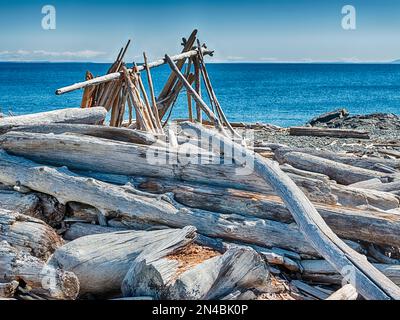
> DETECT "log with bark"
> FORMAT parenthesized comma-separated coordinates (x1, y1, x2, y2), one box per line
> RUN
(0, 107, 107, 133)
(0, 241, 79, 299)
(289, 127, 370, 139)
(49, 226, 196, 296)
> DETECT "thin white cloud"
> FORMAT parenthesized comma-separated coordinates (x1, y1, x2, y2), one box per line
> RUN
(0, 49, 107, 61)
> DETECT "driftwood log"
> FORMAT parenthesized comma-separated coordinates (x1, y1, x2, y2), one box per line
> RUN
(135, 178, 400, 248)
(122, 247, 269, 300)
(0, 241, 79, 299)
(289, 127, 370, 139)
(0, 209, 63, 260)
(0, 151, 319, 256)
(326, 284, 358, 300)
(10, 123, 159, 145)
(274, 151, 388, 185)
(49, 226, 196, 296)
(0, 107, 107, 133)
(168, 247, 269, 300)
(275, 147, 400, 173)
(0, 190, 40, 217)
(0, 131, 271, 193)
(64, 222, 126, 241)
(180, 121, 400, 300)
(301, 260, 400, 287)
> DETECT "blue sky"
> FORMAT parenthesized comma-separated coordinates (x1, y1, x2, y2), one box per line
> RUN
(0, 0, 400, 62)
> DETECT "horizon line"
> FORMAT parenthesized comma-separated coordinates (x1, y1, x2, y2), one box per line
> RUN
(0, 61, 398, 65)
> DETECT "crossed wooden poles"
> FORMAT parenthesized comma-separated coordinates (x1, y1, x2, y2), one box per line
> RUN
(56, 30, 240, 137)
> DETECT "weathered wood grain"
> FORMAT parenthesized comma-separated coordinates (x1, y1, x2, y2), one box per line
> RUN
(289, 127, 370, 139)
(0, 107, 107, 133)
(0, 241, 79, 299)
(10, 123, 159, 145)
(50, 227, 196, 295)
(0, 209, 63, 260)
(180, 121, 400, 300)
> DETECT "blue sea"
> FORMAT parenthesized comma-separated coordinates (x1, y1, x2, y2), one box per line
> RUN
(1, 63, 400, 127)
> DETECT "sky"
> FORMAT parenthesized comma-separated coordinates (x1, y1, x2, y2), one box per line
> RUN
(0, 0, 400, 62)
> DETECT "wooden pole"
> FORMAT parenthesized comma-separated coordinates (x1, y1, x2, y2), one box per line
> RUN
(55, 48, 213, 95)
(157, 30, 198, 102)
(135, 66, 158, 132)
(185, 59, 194, 122)
(122, 66, 148, 131)
(164, 54, 227, 135)
(80, 71, 95, 108)
(193, 56, 202, 123)
(197, 40, 240, 138)
(143, 52, 163, 133)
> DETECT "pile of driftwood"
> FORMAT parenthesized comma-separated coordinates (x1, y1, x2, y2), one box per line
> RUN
(1, 31, 400, 301)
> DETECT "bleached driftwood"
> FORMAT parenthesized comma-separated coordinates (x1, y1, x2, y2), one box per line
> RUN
(0, 131, 271, 193)
(300, 260, 400, 287)
(330, 184, 399, 210)
(10, 123, 159, 145)
(0, 209, 63, 260)
(0, 151, 319, 256)
(170, 248, 269, 300)
(49, 227, 196, 296)
(180, 121, 400, 300)
(288, 171, 399, 210)
(0, 190, 40, 217)
(0, 107, 107, 133)
(350, 178, 400, 195)
(64, 222, 126, 241)
(123, 247, 269, 300)
(0, 241, 79, 300)
(275, 147, 400, 173)
(290, 280, 330, 300)
(275, 151, 389, 185)
(326, 284, 358, 300)
(136, 178, 400, 248)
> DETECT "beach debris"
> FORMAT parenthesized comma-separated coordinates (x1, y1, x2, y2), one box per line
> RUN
(289, 126, 370, 139)
(0, 33, 400, 300)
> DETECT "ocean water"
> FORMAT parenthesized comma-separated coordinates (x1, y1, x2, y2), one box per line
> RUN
(0, 62, 400, 127)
